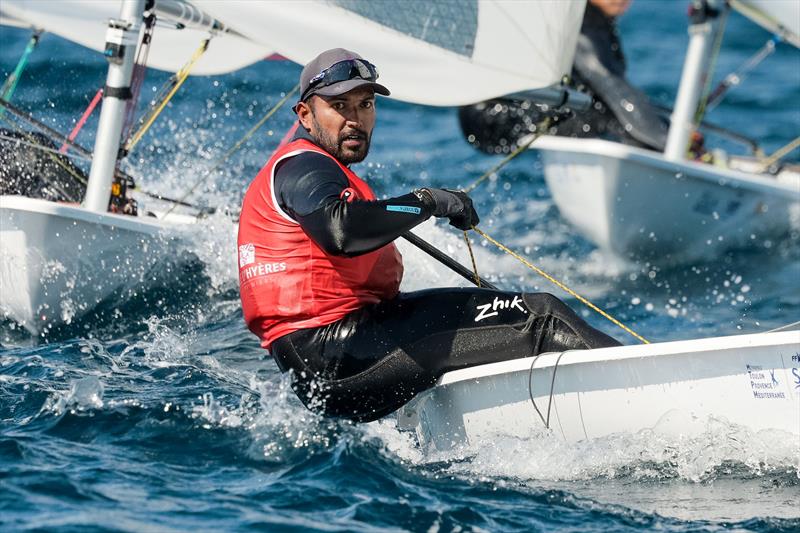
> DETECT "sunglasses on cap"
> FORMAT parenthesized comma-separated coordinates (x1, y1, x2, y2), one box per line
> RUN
(301, 58, 380, 101)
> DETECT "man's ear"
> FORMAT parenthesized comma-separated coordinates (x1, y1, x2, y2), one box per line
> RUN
(296, 100, 314, 130)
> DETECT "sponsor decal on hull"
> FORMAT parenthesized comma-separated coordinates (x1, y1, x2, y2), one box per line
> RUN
(790, 352, 800, 399)
(746, 363, 787, 400)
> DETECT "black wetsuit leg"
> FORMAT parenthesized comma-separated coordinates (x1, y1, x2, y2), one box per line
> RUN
(270, 288, 620, 422)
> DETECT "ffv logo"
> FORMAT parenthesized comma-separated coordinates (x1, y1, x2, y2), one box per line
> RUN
(475, 295, 526, 322)
(239, 243, 255, 267)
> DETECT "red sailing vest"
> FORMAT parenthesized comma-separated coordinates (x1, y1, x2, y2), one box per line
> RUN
(238, 138, 403, 348)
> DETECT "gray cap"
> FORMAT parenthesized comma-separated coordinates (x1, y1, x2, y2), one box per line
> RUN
(297, 48, 390, 105)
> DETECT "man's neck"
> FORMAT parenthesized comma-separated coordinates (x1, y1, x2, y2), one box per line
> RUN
(292, 124, 318, 145)
(291, 124, 349, 167)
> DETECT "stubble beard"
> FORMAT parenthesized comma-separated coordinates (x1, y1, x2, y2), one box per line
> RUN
(310, 113, 371, 165)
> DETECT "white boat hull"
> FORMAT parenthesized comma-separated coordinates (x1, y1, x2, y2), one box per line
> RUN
(398, 330, 800, 451)
(535, 137, 800, 262)
(0, 195, 195, 335)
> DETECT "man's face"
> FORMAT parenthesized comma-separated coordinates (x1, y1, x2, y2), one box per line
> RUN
(297, 86, 376, 164)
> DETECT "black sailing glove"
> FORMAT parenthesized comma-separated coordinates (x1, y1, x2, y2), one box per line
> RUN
(415, 188, 480, 231)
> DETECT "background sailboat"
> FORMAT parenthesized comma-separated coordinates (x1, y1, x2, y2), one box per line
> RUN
(535, 0, 800, 264)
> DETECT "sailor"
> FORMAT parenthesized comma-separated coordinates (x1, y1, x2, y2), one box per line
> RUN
(238, 48, 620, 422)
(459, 0, 669, 153)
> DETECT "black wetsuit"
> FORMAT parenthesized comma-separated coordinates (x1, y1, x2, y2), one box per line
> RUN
(458, 2, 668, 153)
(560, 2, 669, 150)
(268, 128, 620, 422)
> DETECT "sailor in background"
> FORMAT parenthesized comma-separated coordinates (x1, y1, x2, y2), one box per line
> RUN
(238, 48, 620, 423)
(460, 0, 669, 154)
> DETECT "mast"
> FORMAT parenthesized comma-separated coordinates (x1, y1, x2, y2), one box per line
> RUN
(83, 0, 145, 213)
(664, 0, 725, 162)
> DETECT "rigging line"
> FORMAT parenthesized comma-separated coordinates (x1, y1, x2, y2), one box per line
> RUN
(757, 136, 800, 173)
(527, 350, 568, 429)
(124, 38, 210, 153)
(462, 231, 481, 287)
(694, 6, 729, 125)
(402, 231, 498, 290)
(0, 101, 208, 213)
(0, 98, 92, 158)
(121, 12, 156, 148)
(705, 36, 777, 113)
(542, 350, 566, 428)
(59, 88, 103, 153)
(2, 129, 206, 212)
(0, 29, 42, 108)
(651, 102, 761, 154)
(0, 133, 93, 162)
(472, 226, 650, 344)
(163, 83, 299, 215)
(0, 115, 87, 201)
(463, 117, 550, 193)
(133, 187, 212, 212)
(527, 353, 546, 426)
(0, 111, 90, 183)
(767, 320, 800, 333)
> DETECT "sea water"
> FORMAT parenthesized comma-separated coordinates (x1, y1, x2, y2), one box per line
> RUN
(1, 2, 799, 531)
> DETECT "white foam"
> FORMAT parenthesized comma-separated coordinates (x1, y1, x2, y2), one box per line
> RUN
(43, 375, 105, 415)
(368, 415, 800, 485)
(177, 210, 240, 294)
(120, 316, 192, 367)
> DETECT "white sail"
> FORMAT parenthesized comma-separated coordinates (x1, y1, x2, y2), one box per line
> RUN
(731, 0, 800, 48)
(0, 10, 29, 29)
(0, 0, 273, 75)
(193, 0, 587, 106)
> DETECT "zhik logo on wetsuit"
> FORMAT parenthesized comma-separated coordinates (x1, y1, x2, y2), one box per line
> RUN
(475, 296, 526, 322)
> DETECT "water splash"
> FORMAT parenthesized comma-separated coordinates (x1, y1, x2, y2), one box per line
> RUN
(43, 375, 105, 415)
